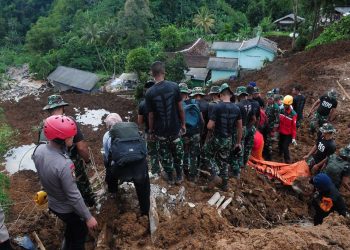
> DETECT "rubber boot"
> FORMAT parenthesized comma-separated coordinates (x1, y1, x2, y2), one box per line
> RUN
(175, 167, 183, 185)
(221, 179, 228, 192)
(167, 172, 175, 185)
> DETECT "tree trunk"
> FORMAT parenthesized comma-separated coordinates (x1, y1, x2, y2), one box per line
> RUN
(311, 1, 321, 40)
(95, 44, 108, 74)
(292, 0, 298, 49)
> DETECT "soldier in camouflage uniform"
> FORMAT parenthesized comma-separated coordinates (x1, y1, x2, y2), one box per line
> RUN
(138, 80, 161, 175)
(321, 143, 350, 190)
(203, 83, 242, 191)
(308, 89, 338, 135)
(145, 61, 185, 185)
(263, 91, 280, 160)
(39, 95, 96, 207)
(180, 83, 202, 181)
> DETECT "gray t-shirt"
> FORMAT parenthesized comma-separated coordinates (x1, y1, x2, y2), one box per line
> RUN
(32, 144, 91, 220)
(0, 208, 9, 243)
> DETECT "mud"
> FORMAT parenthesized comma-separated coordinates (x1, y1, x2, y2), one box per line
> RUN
(2, 40, 350, 249)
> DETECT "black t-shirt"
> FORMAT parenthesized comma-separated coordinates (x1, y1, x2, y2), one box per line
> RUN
(238, 99, 255, 126)
(317, 95, 338, 116)
(197, 99, 209, 123)
(145, 80, 182, 137)
(293, 94, 306, 119)
(236, 101, 248, 126)
(253, 96, 265, 108)
(210, 102, 242, 138)
(313, 137, 336, 164)
(208, 100, 220, 119)
(138, 99, 149, 133)
(248, 99, 260, 119)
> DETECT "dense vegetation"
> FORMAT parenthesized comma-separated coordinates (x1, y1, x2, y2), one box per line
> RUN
(0, 0, 350, 82)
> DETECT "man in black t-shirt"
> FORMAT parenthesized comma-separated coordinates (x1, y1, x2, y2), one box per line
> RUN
(203, 83, 242, 191)
(190, 87, 209, 146)
(145, 61, 186, 185)
(304, 123, 336, 174)
(138, 80, 161, 175)
(40, 94, 95, 207)
(244, 86, 260, 165)
(292, 85, 306, 128)
(252, 87, 265, 108)
(308, 89, 338, 134)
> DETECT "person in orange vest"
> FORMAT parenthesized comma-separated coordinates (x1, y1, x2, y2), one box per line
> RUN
(278, 95, 297, 163)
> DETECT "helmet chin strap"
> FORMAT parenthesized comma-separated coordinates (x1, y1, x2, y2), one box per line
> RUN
(52, 138, 66, 146)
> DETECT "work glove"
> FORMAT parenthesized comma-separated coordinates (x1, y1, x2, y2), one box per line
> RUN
(34, 191, 48, 205)
(292, 139, 297, 146)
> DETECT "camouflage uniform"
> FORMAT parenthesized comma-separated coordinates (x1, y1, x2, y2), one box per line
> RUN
(231, 127, 246, 176)
(203, 136, 232, 182)
(243, 125, 256, 165)
(40, 95, 95, 207)
(183, 134, 201, 177)
(157, 136, 184, 176)
(310, 112, 328, 134)
(146, 136, 161, 174)
(264, 92, 280, 160)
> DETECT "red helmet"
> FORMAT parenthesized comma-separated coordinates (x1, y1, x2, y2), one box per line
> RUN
(44, 115, 77, 140)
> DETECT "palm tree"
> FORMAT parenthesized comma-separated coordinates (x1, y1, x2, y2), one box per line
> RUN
(81, 22, 107, 73)
(101, 19, 118, 46)
(193, 6, 215, 34)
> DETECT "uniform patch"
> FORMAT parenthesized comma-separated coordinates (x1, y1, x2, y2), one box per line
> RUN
(70, 164, 76, 179)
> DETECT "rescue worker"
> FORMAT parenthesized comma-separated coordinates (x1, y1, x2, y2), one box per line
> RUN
(138, 80, 161, 175)
(145, 61, 185, 185)
(231, 86, 251, 176)
(32, 115, 98, 250)
(311, 173, 347, 225)
(208, 86, 221, 118)
(203, 83, 243, 191)
(308, 89, 338, 135)
(252, 87, 265, 108)
(190, 87, 209, 146)
(321, 143, 350, 190)
(303, 123, 336, 174)
(180, 83, 203, 181)
(40, 95, 95, 207)
(292, 85, 306, 128)
(245, 85, 260, 165)
(102, 113, 150, 215)
(278, 95, 297, 163)
(0, 208, 12, 249)
(264, 91, 280, 160)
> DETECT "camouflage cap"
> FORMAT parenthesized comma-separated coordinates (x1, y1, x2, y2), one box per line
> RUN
(43, 95, 69, 111)
(190, 87, 205, 97)
(253, 86, 260, 94)
(179, 83, 190, 94)
(266, 91, 274, 99)
(235, 86, 248, 96)
(219, 83, 233, 94)
(208, 85, 220, 95)
(327, 89, 338, 100)
(339, 144, 350, 160)
(320, 123, 336, 133)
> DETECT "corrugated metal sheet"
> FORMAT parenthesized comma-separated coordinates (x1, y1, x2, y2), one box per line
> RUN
(207, 57, 238, 71)
(47, 66, 99, 92)
(212, 41, 242, 51)
(240, 37, 277, 54)
(186, 68, 209, 81)
(273, 14, 305, 24)
(335, 7, 350, 14)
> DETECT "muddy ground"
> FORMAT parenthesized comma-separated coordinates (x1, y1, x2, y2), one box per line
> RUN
(1, 39, 350, 249)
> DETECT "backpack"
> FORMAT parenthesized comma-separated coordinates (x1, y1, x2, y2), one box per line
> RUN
(258, 108, 268, 132)
(183, 99, 201, 131)
(109, 122, 147, 167)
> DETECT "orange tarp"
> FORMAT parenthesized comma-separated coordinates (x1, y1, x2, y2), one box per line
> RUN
(247, 156, 311, 186)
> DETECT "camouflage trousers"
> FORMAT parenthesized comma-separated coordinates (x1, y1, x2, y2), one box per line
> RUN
(146, 136, 161, 174)
(157, 136, 184, 174)
(263, 128, 274, 161)
(243, 126, 256, 166)
(230, 127, 246, 176)
(73, 158, 96, 207)
(310, 112, 328, 134)
(203, 136, 232, 181)
(183, 133, 201, 177)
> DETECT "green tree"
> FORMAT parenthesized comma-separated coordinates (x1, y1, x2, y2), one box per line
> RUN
(125, 47, 151, 76)
(193, 6, 215, 34)
(160, 25, 181, 51)
(117, 0, 153, 49)
(246, 1, 265, 27)
(81, 22, 108, 73)
(166, 53, 188, 83)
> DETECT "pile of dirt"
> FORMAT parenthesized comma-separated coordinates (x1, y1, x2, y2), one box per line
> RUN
(267, 36, 293, 52)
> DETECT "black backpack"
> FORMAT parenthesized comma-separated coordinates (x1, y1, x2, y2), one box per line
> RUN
(109, 122, 147, 167)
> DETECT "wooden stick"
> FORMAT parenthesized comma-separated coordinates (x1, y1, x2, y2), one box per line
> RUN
(337, 80, 350, 101)
(32, 231, 46, 250)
